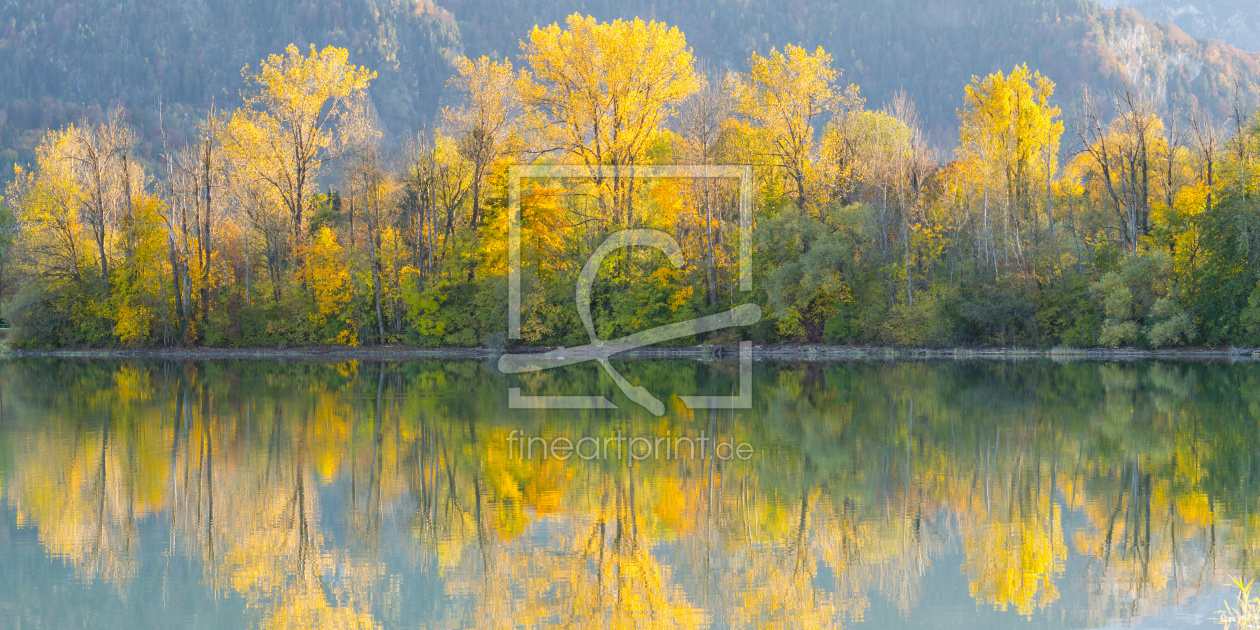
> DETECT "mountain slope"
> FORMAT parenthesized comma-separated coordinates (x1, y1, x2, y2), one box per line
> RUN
(441, 0, 1260, 145)
(0, 0, 464, 172)
(0, 0, 1257, 182)
(1098, 0, 1260, 51)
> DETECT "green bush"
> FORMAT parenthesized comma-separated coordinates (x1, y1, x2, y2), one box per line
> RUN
(1092, 251, 1194, 348)
(1034, 275, 1100, 347)
(3, 280, 112, 348)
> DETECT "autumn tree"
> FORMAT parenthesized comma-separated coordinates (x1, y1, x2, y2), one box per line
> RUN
(958, 64, 1063, 273)
(110, 194, 170, 346)
(55, 111, 142, 298)
(730, 44, 862, 213)
(6, 131, 88, 285)
(1076, 84, 1161, 254)
(519, 14, 700, 228)
(304, 225, 356, 344)
(68, 119, 117, 296)
(678, 64, 734, 306)
(5, 116, 169, 345)
(442, 56, 520, 229)
(225, 44, 376, 265)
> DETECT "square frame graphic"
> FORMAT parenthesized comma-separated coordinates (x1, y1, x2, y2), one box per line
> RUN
(504, 164, 755, 413)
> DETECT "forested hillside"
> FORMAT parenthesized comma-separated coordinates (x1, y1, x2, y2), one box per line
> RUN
(0, 0, 464, 179)
(1099, 0, 1260, 52)
(1, 0, 1259, 183)
(443, 0, 1260, 143)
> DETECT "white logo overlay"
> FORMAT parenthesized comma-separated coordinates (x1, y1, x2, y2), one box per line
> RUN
(498, 165, 759, 416)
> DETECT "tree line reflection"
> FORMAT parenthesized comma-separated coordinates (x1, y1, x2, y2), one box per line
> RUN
(1, 359, 1258, 628)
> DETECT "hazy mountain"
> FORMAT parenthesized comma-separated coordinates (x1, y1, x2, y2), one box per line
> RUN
(1, 0, 1258, 181)
(441, 0, 1260, 146)
(0, 0, 464, 173)
(1097, 0, 1260, 51)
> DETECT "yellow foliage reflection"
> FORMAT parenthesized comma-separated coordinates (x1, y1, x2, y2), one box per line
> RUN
(1, 360, 1257, 628)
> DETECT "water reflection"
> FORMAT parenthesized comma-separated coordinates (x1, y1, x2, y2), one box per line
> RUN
(0, 359, 1257, 628)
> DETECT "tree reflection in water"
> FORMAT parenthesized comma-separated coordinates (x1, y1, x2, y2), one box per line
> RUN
(0, 359, 1256, 628)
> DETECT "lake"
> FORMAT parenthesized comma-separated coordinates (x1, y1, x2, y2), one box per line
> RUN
(0, 358, 1256, 629)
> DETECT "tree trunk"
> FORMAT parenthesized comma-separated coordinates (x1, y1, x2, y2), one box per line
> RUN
(201, 140, 212, 334)
(245, 236, 251, 306)
(703, 184, 717, 307)
(170, 241, 184, 341)
(369, 200, 385, 345)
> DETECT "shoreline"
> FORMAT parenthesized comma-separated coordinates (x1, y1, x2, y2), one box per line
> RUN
(3, 344, 1259, 362)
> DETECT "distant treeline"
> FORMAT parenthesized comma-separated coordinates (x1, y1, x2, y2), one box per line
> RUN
(1, 15, 1259, 349)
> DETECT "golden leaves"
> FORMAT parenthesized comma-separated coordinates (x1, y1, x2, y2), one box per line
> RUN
(518, 14, 700, 223)
(7, 128, 90, 282)
(226, 44, 377, 245)
(243, 44, 376, 132)
(302, 226, 356, 344)
(444, 56, 520, 161)
(958, 64, 1064, 183)
(728, 44, 863, 213)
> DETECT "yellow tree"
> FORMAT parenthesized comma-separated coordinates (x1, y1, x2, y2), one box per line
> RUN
(303, 225, 355, 345)
(225, 44, 376, 262)
(958, 64, 1063, 275)
(730, 44, 861, 213)
(7, 120, 155, 342)
(10, 112, 142, 300)
(64, 111, 138, 297)
(6, 130, 89, 284)
(519, 14, 700, 228)
(112, 194, 176, 346)
(344, 146, 398, 344)
(443, 56, 520, 228)
(1076, 86, 1171, 255)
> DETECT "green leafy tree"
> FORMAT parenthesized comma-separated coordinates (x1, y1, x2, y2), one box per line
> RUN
(1093, 251, 1195, 347)
(761, 204, 865, 341)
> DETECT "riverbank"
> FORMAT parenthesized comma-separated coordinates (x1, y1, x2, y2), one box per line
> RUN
(4, 343, 1259, 362)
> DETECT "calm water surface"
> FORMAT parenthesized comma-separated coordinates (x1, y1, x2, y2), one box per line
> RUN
(0, 358, 1256, 629)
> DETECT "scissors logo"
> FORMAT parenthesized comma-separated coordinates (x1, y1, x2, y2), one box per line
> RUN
(500, 165, 757, 416)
